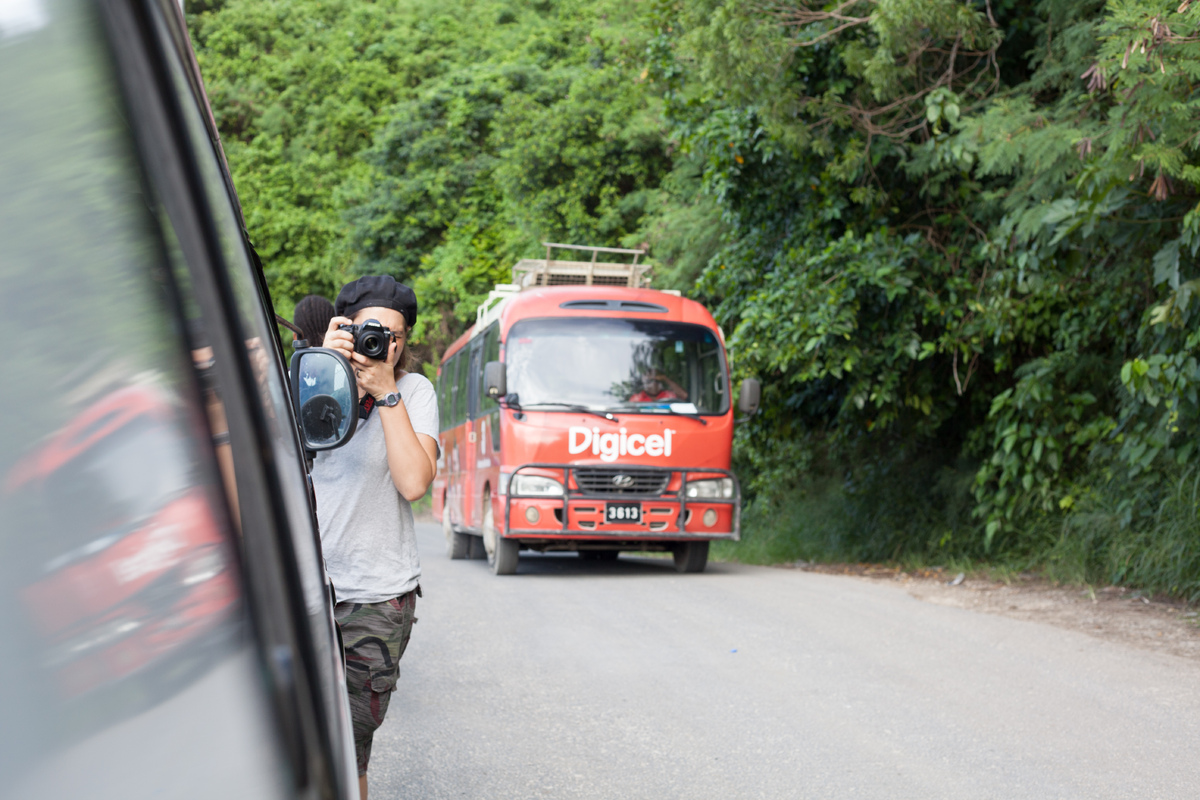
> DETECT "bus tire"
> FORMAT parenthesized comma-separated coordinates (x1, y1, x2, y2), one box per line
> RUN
(444, 503, 470, 560)
(672, 541, 709, 573)
(483, 490, 519, 575)
(490, 536, 519, 575)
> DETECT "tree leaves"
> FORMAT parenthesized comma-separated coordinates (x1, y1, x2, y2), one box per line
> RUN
(644, 0, 1200, 555)
(191, 0, 668, 358)
(191, 0, 1200, 560)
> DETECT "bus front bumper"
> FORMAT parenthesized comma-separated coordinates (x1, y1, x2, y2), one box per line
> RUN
(501, 463, 740, 542)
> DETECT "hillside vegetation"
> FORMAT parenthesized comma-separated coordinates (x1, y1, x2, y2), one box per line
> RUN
(188, 0, 1200, 597)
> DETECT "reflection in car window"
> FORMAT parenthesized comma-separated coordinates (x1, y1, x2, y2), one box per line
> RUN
(147, 5, 326, 616)
(144, 9, 357, 792)
(0, 2, 286, 796)
(16, 413, 193, 562)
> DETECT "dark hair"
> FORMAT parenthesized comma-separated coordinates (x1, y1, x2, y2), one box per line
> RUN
(293, 295, 335, 347)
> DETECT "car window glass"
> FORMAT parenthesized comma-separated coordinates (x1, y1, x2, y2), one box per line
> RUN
(0, 4, 287, 796)
(147, 5, 326, 617)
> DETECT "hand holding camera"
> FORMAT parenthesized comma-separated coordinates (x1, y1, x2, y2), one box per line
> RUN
(324, 316, 401, 401)
(338, 318, 395, 360)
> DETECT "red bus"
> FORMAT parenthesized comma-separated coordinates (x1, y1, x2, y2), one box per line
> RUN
(432, 244, 759, 575)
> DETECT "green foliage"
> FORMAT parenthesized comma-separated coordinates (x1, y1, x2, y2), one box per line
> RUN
(714, 451, 980, 565)
(187, 0, 419, 302)
(190, 0, 1200, 595)
(1043, 465, 1200, 601)
(344, 8, 671, 348)
(642, 0, 1200, 588)
(190, 0, 665, 355)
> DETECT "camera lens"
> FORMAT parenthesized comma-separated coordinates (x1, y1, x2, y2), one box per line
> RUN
(360, 332, 387, 359)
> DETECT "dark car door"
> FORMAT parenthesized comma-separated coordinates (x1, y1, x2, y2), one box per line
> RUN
(139, 4, 358, 795)
(0, 0, 354, 797)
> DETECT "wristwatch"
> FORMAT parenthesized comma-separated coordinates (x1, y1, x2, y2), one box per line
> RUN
(378, 391, 402, 408)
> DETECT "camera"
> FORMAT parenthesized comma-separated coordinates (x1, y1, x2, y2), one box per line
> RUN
(337, 318, 395, 360)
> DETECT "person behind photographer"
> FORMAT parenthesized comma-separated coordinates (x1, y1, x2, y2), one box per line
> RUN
(311, 276, 438, 800)
(292, 293, 335, 348)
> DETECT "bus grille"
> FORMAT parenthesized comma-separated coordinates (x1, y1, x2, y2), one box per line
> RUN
(574, 468, 671, 496)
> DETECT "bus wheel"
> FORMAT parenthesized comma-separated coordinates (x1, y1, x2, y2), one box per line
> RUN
(444, 501, 470, 560)
(672, 541, 709, 574)
(483, 491, 518, 575)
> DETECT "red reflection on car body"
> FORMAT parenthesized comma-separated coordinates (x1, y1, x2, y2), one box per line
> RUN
(8, 386, 238, 697)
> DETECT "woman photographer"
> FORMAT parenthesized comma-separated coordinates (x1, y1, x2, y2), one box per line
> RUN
(312, 276, 438, 800)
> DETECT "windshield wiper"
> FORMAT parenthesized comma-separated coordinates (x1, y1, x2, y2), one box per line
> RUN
(665, 408, 708, 425)
(508, 401, 618, 422)
(613, 405, 709, 426)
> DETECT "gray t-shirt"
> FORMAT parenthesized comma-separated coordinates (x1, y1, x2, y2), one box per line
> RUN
(312, 371, 439, 604)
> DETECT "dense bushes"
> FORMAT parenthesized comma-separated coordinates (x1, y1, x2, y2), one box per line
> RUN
(189, 0, 663, 359)
(648, 0, 1200, 595)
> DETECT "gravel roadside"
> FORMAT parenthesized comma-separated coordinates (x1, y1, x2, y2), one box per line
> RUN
(783, 562, 1200, 659)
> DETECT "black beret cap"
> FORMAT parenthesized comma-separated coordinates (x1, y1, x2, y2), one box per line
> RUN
(335, 276, 417, 328)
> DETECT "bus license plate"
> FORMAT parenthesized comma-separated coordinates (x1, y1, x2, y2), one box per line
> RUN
(605, 502, 641, 524)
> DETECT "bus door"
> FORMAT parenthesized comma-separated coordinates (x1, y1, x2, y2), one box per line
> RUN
(463, 337, 483, 529)
(443, 350, 466, 527)
(475, 323, 502, 523)
(436, 357, 454, 523)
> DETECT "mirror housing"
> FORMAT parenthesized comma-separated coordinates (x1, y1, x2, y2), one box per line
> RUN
(737, 378, 761, 418)
(483, 361, 506, 400)
(289, 347, 358, 451)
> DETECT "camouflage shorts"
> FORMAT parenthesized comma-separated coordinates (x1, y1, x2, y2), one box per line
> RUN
(334, 588, 418, 776)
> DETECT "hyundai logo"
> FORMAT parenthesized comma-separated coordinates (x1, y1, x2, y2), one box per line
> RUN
(611, 474, 636, 488)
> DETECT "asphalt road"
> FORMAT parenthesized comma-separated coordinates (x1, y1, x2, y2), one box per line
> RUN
(368, 522, 1200, 799)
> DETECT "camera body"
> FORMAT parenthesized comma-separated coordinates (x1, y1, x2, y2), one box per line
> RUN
(337, 318, 395, 360)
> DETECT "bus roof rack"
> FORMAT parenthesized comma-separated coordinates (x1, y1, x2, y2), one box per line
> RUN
(476, 284, 520, 330)
(473, 244, 654, 333)
(512, 242, 651, 289)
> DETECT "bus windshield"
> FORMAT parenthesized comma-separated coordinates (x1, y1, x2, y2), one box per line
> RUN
(505, 317, 729, 415)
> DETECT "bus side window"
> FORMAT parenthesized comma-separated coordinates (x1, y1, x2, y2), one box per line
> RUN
(467, 341, 482, 421)
(443, 356, 452, 430)
(454, 352, 469, 427)
(450, 353, 461, 428)
(437, 358, 451, 432)
(481, 324, 501, 449)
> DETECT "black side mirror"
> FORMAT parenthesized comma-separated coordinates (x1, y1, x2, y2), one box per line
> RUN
(289, 347, 358, 451)
(737, 377, 761, 418)
(484, 361, 506, 399)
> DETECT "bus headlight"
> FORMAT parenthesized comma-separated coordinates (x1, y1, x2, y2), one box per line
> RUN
(511, 475, 564, 497)
(685, 478, 733, 499)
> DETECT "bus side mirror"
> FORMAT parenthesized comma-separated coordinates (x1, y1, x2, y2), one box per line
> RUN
(737, 378, 761, 418)
(289, 348, 358, 451)
(484, 361, 506, 399)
